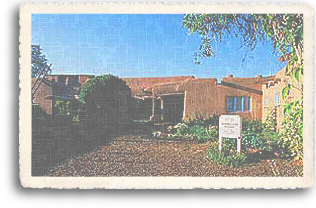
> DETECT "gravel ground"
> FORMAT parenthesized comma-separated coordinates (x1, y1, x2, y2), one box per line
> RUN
(44, 135, 303, 177)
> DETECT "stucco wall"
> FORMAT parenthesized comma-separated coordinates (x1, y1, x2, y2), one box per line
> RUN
(32, 78, 53, 115)
(182, 79, 222, 119)
(262, 68, 303, 131)
(182, 77, 267, 121)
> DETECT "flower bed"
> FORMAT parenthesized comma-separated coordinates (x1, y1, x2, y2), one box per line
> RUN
(154, 112, 302, 167)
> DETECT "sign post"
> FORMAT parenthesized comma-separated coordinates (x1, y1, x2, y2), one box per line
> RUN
(219, 115, 242, 154)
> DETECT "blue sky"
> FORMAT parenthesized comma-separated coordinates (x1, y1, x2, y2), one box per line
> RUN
(32, 14, 287, 81)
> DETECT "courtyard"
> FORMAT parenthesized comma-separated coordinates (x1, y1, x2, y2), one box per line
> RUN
(44, 135, 303, 177)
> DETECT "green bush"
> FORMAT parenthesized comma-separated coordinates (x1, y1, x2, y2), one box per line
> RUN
(278, 99, 303, 160)
(240, 119, 273, 150)
(262, 131, 280, 148)
(170, 120, 219, 142)
(79, 74, 132, 132)
(222, 138, 238, 151)
(189, 125, 208, 142)
(260, 107, 280, 148)
(173, 122, 188, 135)
(188, 124, 219, 143)
(242, 128, 268, 150)
(208, 126, 219, 141)
(242, 119, 265, 133)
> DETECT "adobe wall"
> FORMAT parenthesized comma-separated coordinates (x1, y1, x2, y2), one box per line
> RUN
(220, 77, 266, 121)
(183, 77, 266, 121)
(219, 85, 262, 121)
(182, 79, 223, 119)
(262, 68, 303, 131)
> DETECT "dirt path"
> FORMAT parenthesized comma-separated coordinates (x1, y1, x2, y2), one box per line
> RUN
(44, 136, 303, 177)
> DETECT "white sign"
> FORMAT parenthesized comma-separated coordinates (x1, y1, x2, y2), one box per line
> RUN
(219, 115, 242, 138)
(219, 115, 242, 153)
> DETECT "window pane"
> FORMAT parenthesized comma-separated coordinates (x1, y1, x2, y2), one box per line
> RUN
(237, 97, 242, 111)
(275, 93, 280, 105)
(243, 97, 247, 111)
(227, 98, 234, 112)
(242, 97, 250, 111)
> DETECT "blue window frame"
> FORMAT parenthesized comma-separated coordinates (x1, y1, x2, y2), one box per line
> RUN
(226, 97, 251, 112)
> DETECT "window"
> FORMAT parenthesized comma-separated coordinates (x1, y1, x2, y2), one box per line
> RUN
(226, 97, 251, 112)
(275, 93, 281, 106)
(264, 99, 269, 107)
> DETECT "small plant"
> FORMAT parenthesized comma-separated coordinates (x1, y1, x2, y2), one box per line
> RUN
(189, 125, 215, 143)
(55, 100, 70, 115)
(242, 128, 268, 150)
(169, 116, 219, 142)
(222, 138, 237, 151)
(207, 126, 219, 142)
(242, 119, 265, 134)
(264, 107, 277, 132)
(72, 116, 80, 126)
(205, 148, 249, 167)
(173, 122, 188, 135)
(241, 120, 269, 150)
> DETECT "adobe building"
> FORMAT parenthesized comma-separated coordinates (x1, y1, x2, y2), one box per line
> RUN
(124, 74, 276, 124)
(33, 68, 302, 131)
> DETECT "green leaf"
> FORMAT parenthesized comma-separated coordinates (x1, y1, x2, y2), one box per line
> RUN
(283, 102, 294, 115)
(293, 107, 303, 123)
(282, 84, 292, 100)
(294, 66, 303, 83)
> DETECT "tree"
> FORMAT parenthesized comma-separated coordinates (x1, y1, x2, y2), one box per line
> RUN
(182, 14, 303, 114)
(31, 45, 53, 101)
(31, 45, 52, 78)
(79, 74, 133, 133)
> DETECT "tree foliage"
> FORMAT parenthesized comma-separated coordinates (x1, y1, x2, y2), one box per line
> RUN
(31, 45, 52, 77)
(79, 74, 131, 109)
(182, 14, 302, 66)
(78, 74, 133, 131)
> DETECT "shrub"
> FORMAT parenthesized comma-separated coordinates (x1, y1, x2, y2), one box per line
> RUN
(260, 107, 280, 148)
(278, 99, 303, 160)
(242, 119, 265, 134)
(207, 126, 219, 142)
(242, 127, 268, 150)
(188, 124, 219, 143)
(173, 122, 188, 135)
(189, 125, 208, 142)
(79, 74, 133, 133)
(241, 119, 269, 150)
(223, 138, 238, 151)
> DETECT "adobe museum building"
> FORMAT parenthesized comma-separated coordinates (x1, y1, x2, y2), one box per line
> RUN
(32, 67, 302, 132)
